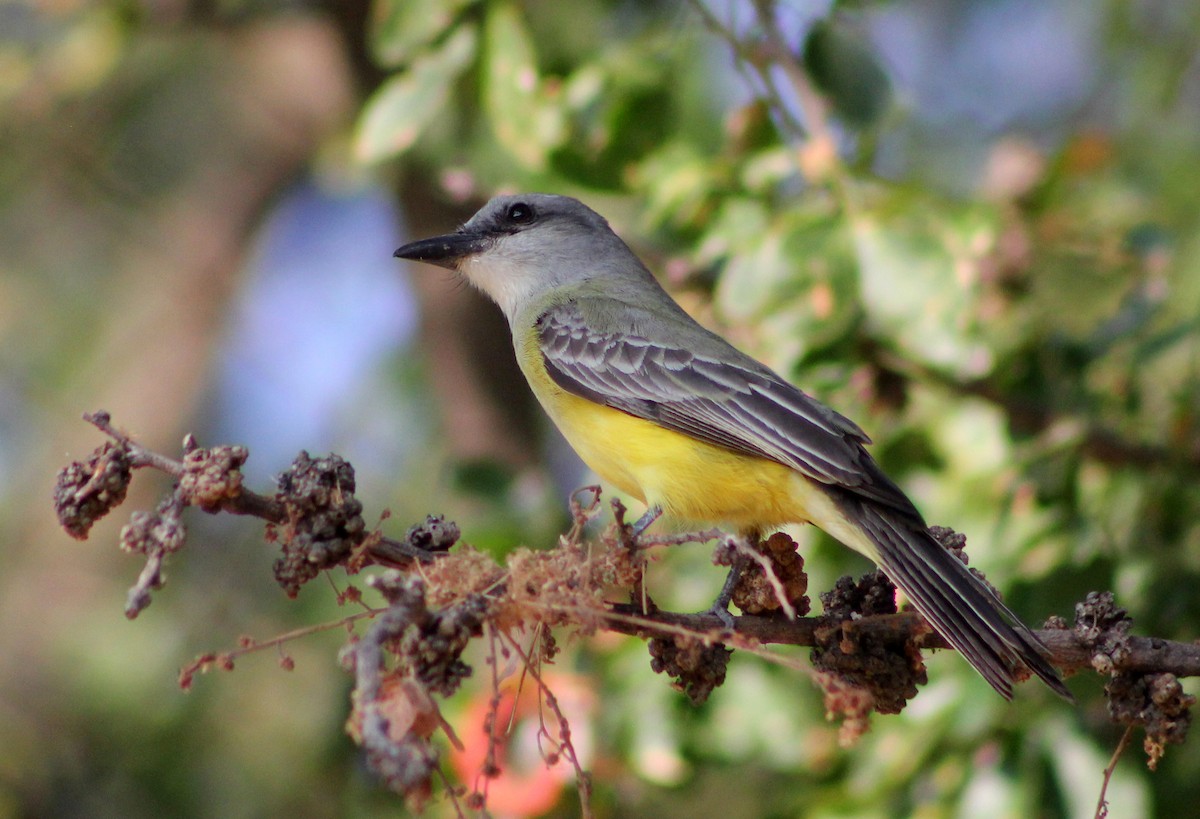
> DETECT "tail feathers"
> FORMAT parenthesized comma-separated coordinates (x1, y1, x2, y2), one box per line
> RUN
(839, 495, 1072, 701)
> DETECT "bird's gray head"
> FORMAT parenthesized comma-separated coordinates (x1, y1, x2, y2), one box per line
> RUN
(394, 194, 646, 319)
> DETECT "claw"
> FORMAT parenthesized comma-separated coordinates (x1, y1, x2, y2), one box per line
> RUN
(706, 600, 738, 630)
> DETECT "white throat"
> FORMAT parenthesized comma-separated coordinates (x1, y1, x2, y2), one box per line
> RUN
(457, 247, 545, 321)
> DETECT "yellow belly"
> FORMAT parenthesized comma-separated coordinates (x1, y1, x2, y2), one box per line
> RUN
(520, 347, 822, 531)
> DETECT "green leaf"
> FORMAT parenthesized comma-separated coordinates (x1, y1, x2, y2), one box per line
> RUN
(354, 24, 477, 164)
(368, 0, 476, 68)
(709, 199, 786, 321)
(482, 2, 565, 170)
(634, 143, 717, 230)
(708, 201, 857, 365)
(852, 206, 996, 376)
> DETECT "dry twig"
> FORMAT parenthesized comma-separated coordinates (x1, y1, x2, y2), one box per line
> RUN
(53, 412, 1200, 812)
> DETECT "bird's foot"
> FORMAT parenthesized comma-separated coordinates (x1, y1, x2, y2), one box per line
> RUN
(699, 548, 750, 629)
(704, 601, 738, 630)
(612, 498, 663, 551)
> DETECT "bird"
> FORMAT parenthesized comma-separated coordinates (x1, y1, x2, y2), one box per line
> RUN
(394, 193, 1071, 701)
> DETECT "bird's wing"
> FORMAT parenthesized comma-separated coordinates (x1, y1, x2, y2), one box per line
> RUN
(536, 299, 919, 515)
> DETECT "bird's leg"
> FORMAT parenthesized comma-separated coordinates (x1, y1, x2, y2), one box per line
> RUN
(706, 558, 747, 629)
(702, 533, 757, 628)
(630, 505, 663, 541)
(628, 507, 664, 615)
(612, 498, 662, 551)
(610, 500, 663, 614)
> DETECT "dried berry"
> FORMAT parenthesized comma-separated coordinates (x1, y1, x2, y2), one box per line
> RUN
(54, 441, 132, 539)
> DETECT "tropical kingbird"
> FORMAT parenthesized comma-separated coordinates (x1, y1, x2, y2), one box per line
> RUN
(394, 193, 1069, 700)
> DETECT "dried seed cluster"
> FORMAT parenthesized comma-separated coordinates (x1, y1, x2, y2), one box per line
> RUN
(814, 569, 924, 716)
(400, 593, 489, 697)
(272, 452, 365, 597)
(811, 626, 927, 716)
(403, 515, 461, 553)
(1107, 671, 1195, 769)
(178, 445, 247, 511)
(53, 441, 132, 539)
(120, 494, 186, 555)
(1074, 591, 1133, 673)
(648, 636, 732, 705)
(820, 569, 897, 621)
(731, 532, 810, 616)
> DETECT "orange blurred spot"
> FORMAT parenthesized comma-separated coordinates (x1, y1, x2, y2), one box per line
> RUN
(451, 673, 594, 817)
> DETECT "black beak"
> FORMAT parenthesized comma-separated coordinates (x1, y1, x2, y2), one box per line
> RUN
(393, 231, 490, 270)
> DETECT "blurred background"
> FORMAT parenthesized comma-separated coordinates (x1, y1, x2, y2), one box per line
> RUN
(5, 0, 1200, 816)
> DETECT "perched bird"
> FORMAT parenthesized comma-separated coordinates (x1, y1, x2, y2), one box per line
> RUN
(395, 193, 1070, 700)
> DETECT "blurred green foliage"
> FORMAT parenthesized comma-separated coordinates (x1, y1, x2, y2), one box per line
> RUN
(8, 0, 1200, 817)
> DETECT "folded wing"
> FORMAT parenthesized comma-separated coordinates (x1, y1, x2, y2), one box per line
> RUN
(536, 298, 918, 517)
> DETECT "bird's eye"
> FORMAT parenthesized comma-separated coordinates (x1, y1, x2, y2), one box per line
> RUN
(506, 202, 534, 224)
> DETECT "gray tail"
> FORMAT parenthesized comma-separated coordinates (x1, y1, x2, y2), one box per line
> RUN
(833, 492, 1072, 701)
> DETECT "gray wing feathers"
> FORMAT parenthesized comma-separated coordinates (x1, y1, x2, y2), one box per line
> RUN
(536, 300, 913, 513)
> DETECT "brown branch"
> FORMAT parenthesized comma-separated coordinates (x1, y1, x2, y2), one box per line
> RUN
(55, 411, 1200, 811)
(1095, 725, 1135, 819)
(605, 605, 939, 649)
(59, 410, 1200, 682)
(601, 605, 1200, 679)
(81, 410, 434, 565)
